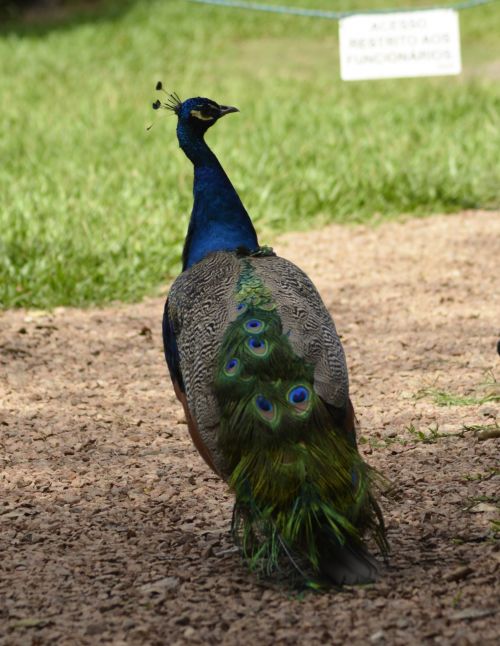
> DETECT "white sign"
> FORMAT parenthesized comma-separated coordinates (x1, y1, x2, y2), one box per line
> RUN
(339, 10, 462, 81)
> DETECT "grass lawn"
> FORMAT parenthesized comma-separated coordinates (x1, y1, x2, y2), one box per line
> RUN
(1, 0, 499, 308)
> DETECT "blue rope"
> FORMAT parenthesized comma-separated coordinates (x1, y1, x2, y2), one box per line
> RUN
(188, 0, 498, 20)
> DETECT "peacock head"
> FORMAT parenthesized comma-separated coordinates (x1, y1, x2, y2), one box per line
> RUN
(152, 83, 238, 134)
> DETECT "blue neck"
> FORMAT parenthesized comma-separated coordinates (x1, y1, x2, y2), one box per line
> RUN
(177, 121, 259, 270)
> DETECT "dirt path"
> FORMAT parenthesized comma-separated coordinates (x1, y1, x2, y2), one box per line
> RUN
(1, 211, 499, 645)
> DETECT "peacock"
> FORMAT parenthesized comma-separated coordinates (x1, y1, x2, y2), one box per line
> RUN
(155, 84, 388, 587)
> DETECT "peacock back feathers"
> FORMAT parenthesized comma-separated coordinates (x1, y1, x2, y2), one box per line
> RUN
(167, 251, 387, 586)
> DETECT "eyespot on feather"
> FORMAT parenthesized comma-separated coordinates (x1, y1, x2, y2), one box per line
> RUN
(287, 385, 311, 414)
(236, 302, 248, 314)
(244, 318, 264, 333)
(246, 337, 268, 356)
(254, 395, 276, 422)
(224, 357, 240, 377)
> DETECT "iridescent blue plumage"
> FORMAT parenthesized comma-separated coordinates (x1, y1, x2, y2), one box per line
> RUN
(173, 97, 258, 270)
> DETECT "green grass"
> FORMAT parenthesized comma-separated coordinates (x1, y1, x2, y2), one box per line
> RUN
(1, 0, 500, 308)
(406, 422, 444, 443)
(415, 374, 500, 406)
(415, 388, 500, 406)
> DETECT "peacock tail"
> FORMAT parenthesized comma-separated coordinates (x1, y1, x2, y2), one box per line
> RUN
(213, 260, 387, 585)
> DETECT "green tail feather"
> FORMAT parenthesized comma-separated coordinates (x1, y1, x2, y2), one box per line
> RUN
(214, 263, 388, 586)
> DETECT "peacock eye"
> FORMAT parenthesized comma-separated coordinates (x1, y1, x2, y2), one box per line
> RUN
(224, 357, 240, 376)
(287, 385, 311, 414)
(256, 395, 272, 412)
(254, 394, 276, 423)
(244, 318, 264, 333)
(236, 302, 247, 313)
(289, 386, 308, 404)
(246, 337, 268, 356)
(204, 103, 219, 117)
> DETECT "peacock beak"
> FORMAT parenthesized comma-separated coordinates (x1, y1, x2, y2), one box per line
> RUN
(219, 105, 239, 117)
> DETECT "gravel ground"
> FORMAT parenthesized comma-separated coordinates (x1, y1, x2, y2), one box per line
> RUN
(1, 211, 499, 645)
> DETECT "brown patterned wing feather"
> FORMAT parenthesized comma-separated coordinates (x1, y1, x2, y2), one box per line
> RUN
(166, 251, 350, 477)
(249, 255, 349, 408)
